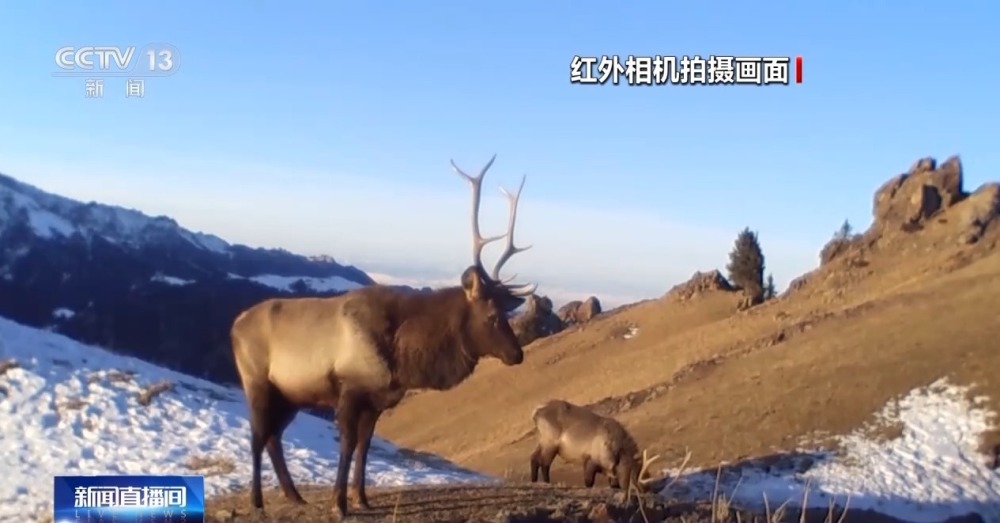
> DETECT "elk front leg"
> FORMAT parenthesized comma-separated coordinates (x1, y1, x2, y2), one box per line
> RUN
(331, 393, 361, 521)
(582, 457, 600, 488)
(608, 473, 621, 489)
(348, 405, 382, 511)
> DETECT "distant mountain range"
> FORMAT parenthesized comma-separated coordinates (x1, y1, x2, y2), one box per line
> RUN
(0, 172, 378, 384)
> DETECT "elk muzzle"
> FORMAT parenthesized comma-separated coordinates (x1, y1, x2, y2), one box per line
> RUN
(499, 346, 524, 365)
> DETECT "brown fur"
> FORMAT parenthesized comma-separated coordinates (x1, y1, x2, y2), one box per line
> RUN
(231, 155, 536, 521)
(529, 399, 647, 495)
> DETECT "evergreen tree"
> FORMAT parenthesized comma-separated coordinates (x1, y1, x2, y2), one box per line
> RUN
(726, 227, 766, 301)
(763, 273, 776, 300)
(834, 219, 854, 241)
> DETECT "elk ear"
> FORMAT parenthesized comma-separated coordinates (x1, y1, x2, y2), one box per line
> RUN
(461, 266, 487, 301)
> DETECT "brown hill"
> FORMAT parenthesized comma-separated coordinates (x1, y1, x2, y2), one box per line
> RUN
(375, 154, 1000, 488)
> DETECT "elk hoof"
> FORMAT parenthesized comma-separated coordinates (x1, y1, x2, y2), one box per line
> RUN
(281, 488, 307, 505)
(348, 490, 371, 510)
(330, 505, 346, 522)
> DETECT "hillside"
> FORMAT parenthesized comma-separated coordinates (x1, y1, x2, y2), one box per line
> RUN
(374, 156, 1000, 520)
(0, 172, 375, 383)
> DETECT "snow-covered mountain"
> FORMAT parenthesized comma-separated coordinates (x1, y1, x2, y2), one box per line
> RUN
(0, 314, 487, 521)
(0, 174, 230, 254)
(0, 172, 373, 286)
(0, 172, 376, 384)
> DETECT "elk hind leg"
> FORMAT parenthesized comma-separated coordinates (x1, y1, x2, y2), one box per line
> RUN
(529, 444, 543, 482)
(531, 445, 558, 483)
(331, 391, 362, 521)
(263, 387, 305, 504)
(243, 379, 284, 511)
(348, 404, 382, 511)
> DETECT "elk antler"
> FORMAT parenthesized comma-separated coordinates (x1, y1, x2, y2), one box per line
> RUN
(638, 449, 662, 485)
(642, 448, 691, 490)
(492, 174, 536, 297)
(451, 154, 506, 274)
(626, 449, 663, 506)
(451, 155, 537, 297)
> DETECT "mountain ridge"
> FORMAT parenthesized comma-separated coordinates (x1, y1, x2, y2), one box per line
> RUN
(0, 171, 375, 383)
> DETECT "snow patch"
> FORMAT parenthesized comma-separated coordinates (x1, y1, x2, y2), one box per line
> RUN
(190, 233, 229, 254)
(659, 378, 1000, 523)
(623, 326, 639, 340)
(247, 274, 364, 293)
(52, 308, 75, 320)
(150, 273, 194, 286)
(0, 315, 490, 520)
(26, 209, 77, 239)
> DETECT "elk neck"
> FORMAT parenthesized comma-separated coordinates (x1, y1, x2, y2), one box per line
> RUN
(379, 285, 480, 391)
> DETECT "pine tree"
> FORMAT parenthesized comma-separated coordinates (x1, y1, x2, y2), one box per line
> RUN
(726, 227, 766, 301)
(834, 219, 853, 241)
(763, 273, 776, 300)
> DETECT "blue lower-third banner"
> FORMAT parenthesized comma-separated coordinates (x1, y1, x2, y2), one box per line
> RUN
(53, 475, 205, 522)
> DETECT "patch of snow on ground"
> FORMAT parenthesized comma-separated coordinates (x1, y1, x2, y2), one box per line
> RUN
(249, 274, 364, 293)
(51, 308, 75, 320)
(150, 273, 194, 286)
(659, 378, 1000, 523)
(190, 232, 230, 254)
(0, 316, 491, 521)
(622, 326, 639, 340)
(1, 186, 78, 239)
(27, 208, 77, 239)
(175, 229, 230, 254)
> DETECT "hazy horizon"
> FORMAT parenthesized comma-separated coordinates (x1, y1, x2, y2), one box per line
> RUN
(0, 2, 996, 308)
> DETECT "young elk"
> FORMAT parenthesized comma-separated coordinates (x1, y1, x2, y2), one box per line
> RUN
(230, 154, 537, 521)
(530, 399, 660, 498)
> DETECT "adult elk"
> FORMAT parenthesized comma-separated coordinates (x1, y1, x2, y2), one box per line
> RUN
(230, 154, 537, 521)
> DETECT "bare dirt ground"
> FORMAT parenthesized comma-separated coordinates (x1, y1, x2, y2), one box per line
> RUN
(206, 483, 922, 523)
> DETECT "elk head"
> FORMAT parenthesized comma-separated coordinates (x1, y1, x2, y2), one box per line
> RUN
(452, 154, 536, 366)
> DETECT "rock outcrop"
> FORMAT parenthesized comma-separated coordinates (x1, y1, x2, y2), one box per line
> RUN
(955, 182, 1000, 245)
(785, 154, 1000, 301)
(873, 156, 964, 231)
(557, 296, 602, 327)
(665, 270, 734, 301)
(510, 294, 564, 345)
(870, 155, 1000, 245)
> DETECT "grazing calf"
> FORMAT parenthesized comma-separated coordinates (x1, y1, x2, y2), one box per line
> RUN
(231, 154, 537, 521)
(529, 399, 659, 495)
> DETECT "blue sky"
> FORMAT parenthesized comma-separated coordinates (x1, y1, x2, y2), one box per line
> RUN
(0, 2, 996, 307)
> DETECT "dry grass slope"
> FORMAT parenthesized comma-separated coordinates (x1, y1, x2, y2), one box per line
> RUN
(376, 155, 1000, 491)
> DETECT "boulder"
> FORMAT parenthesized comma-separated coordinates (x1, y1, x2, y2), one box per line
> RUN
(665, 270, 734, 301)
(955, 182, 1000, 244)
(557, 296, 602, 326)
(873, 155, 964, 231)
(510, 294, 564, 345)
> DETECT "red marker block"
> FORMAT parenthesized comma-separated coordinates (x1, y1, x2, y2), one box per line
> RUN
(795, 55, 803, 84)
